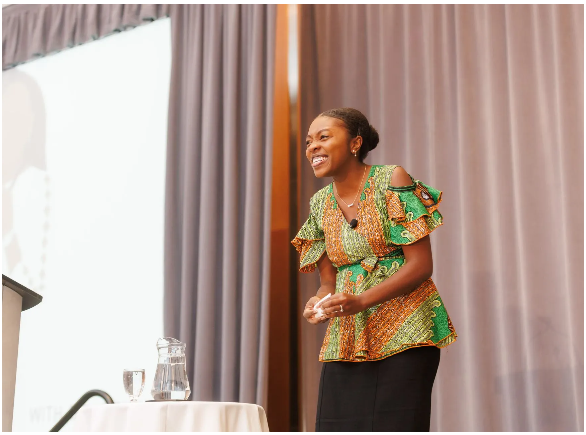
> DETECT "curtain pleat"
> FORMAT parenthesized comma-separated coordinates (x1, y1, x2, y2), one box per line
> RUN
(164, 4, 276, 407)
(2, 4, 169, 70)
(298, 4, 583, 431)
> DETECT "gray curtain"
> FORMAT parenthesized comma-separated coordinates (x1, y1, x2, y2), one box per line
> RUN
(298, 4, 583, 431)
(164, 5, 276, 407)
(2, 4, 169, 70)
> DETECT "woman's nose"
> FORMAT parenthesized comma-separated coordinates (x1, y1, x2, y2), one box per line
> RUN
(307, 141, 320, 153)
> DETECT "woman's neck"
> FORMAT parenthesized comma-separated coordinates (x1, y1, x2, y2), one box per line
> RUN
(332, 162, 370, 198)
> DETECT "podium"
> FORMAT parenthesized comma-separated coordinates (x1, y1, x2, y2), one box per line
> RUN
(2, 275, 42, 432)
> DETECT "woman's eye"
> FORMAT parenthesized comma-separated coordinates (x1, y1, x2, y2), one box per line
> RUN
(320, 135, 328, 140)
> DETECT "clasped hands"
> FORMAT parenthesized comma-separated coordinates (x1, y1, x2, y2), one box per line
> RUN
(303, 292, 365, 325)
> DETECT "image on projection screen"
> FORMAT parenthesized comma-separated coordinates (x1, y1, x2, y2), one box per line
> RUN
(3, 18, 170, 432)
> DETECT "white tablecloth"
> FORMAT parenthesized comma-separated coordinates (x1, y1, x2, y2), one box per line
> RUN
(73, 401, 270, 432)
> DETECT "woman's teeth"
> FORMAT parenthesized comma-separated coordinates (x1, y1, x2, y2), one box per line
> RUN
(312, 156, 327, 167)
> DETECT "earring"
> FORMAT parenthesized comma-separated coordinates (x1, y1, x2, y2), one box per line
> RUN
(353, 149, 358, 157)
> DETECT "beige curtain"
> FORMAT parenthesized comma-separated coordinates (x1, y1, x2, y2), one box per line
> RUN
(298, 4, 583, 431)
(164, 5, 276, 407)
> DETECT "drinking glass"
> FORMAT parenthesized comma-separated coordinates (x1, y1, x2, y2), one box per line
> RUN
(123, 369, 145, 402)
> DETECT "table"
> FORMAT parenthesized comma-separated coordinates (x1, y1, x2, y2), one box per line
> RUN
(73, 401, 270, 432)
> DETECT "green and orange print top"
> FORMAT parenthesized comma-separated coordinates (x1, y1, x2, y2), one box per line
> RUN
(292, 165, 457, 362)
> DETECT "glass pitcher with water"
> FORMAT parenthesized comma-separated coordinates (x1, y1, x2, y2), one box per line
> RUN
(151, 337, 191, 400)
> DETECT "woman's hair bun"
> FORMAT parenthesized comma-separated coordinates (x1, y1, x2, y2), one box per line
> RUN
(366, 124, 379, 151)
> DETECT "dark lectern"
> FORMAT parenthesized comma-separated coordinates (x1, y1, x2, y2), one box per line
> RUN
(2, 275, 42, 432)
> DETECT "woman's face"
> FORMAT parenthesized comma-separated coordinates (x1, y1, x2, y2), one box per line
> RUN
(306, 116, 355, 178)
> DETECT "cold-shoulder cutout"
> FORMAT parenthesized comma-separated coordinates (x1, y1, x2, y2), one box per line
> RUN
(389, 165, 414, 188)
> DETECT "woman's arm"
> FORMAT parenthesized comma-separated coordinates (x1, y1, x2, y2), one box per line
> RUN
(357, 235, 433, 308)
(321, 235, 433, 316)
(316, 253, 337, 298)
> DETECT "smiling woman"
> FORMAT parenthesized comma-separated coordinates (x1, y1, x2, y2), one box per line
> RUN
(293, 107, 456, 432)
(306, 108, 378, 173)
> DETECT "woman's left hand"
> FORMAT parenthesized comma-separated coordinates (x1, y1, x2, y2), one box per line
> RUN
(321, 293, 366, 318)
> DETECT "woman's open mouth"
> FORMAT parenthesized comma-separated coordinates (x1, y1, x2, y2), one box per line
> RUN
(312, 155, 328, 168)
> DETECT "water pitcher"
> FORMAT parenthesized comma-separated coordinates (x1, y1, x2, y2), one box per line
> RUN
(151, 337, 191, 400)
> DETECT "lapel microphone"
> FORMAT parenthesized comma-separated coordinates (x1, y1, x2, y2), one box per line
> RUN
(349, 219, 358, 228)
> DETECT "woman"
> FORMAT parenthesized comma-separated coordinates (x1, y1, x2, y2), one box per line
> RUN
(291, 108, 457, 431)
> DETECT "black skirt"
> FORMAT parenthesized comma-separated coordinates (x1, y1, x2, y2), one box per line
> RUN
(315, 346, 441, 432)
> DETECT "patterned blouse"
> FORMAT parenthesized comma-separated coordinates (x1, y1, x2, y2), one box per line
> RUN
(292, 165, 457, 362)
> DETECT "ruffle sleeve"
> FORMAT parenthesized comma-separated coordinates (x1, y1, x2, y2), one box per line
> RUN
(385, 176, 444, 245)
(291, 212, 326, 273)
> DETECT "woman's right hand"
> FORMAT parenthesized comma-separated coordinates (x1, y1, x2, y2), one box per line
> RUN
(303, 296, 328, 324)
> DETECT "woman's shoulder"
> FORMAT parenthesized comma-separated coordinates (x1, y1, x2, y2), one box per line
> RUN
(372, 164, 414, 187)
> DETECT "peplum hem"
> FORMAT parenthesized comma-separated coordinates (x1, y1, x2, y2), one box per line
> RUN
(319, 339, 457, 363)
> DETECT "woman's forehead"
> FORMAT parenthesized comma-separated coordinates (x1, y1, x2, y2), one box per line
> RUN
(307, 116, 344, 136)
